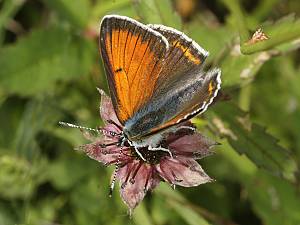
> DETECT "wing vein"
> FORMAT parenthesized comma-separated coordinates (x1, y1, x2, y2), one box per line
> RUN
(129, 32, 150, 84)
(136, 39, 164, 108)
(125, 26, 140, 75)
(131, 38, 152, 111)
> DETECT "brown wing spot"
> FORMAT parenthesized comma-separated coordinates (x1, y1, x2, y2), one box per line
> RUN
(172, 41, 201, 65)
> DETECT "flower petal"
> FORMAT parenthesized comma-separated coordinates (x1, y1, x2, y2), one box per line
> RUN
(98, 88, 122, 127)
(80, 129, 97, 141)
(169, 133, 216, 159)
(82, 141, 131, 166)
(117, 161, 160, 210)
(156, 156, 213, 187)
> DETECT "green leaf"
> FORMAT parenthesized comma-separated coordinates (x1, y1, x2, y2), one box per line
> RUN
(221, 0, 250, 43)
(133, 203, 154, 225)
(91, 0, 132, 22)
(0, 27, 95, 96)
(241, 14, 300, 54)
(134, 0, 182, 28)
(43, 0, 90, 28)
(211, 103, 293, 177)
(220, 0, 300, 55)
(247, 171, 300, 225)
(251, 0, 279, 21)
(0, 0, 25, 45)
(156, 184, 211, 225)
(47, 151, 96, 191)
(186, 24, 233, 61)
(220, 49, 271, 87)
(170, 200, 211, 225)
(0, 155, 47, 199)
(0, 97, 24, 149)
(12, 99, 62, 159)
(0, 202, 17, 225)
(25, 197, 63, 225)
(68, 166, 130, 225)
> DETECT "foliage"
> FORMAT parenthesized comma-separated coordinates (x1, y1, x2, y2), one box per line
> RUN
(0, 0, 300, 224)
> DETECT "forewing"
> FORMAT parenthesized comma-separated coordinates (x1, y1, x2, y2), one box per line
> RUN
(147, 24, 209, 95)
(100, 15, 168, 124)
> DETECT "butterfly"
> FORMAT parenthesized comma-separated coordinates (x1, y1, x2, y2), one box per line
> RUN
(99, 15, 221, 155)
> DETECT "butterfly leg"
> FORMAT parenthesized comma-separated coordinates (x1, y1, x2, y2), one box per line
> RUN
(134, 147, 146, 161)
(148, 146, 173, 158)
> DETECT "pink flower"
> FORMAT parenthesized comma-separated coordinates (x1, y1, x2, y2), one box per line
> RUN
(80, 89, 217, 211)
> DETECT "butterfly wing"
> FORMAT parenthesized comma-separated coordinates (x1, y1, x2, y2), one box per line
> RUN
(125, 68, 221, 139)
(100, 15, 168, 124)
(124, 25, 221, 139)
(148, 24, 209, 95)
(146, 69, 221, 136)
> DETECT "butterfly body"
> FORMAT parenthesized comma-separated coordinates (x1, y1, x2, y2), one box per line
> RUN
(100, 15, 221, 151)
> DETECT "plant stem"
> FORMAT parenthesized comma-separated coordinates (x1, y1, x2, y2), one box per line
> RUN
(221, 0, 250, 43)
(239, 84, 252, 111)
(241, 26, 300, 54)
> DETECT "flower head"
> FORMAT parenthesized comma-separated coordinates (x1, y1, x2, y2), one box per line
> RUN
(80, 89, 217, 211)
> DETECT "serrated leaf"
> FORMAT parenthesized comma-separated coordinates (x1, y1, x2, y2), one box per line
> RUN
(134, 0, 182, 28)
(211, 103, 292, 176)
(0, 27, 95, 96)
(43, 0, 90, 28)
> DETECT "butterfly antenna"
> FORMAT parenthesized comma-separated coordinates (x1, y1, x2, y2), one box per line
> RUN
(109, 147, 123, 197)
(59, 121, 99, 133)
(109, 167, 118, 197)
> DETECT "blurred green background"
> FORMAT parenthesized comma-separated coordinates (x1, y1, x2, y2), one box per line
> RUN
(0, 0, 300, 224)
